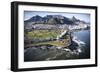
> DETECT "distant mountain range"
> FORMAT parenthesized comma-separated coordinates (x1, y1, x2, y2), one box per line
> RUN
(25, 15, 88, 25)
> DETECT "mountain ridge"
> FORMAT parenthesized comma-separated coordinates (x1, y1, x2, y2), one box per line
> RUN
(25, 15, 87, 25)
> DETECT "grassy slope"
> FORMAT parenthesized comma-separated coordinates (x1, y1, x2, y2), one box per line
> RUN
(25, 29, 71, 48)
(25, 38, 71, 48)
(27, 30, 61, 39)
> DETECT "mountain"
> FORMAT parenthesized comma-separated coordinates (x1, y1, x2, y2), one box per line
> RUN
(25, 15, 42, 22)
(72, 16, 79, 22)
(25, 15, 87, 25)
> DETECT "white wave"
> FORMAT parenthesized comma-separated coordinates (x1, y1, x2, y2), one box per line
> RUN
(64, 49, 71, 52)
(77, 48, 82, 53)
(72, 36, 85, 45)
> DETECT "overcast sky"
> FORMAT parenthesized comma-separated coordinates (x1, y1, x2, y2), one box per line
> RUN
(24, 11, 90, 23)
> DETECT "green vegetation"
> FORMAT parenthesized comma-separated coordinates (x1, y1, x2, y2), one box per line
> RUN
(25, 39, 71, 48)
(25, 38, 71, 48)
(25, 29, 71, 48)
(27, 29, 61, 39)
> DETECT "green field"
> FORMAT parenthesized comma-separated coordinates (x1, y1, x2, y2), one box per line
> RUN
(25, 38, 71, 48)
(25, 29, 71, 48)
(27, 29, 61, 39)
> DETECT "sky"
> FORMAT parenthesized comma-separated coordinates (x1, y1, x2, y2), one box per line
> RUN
(24, 11, 90, 23)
